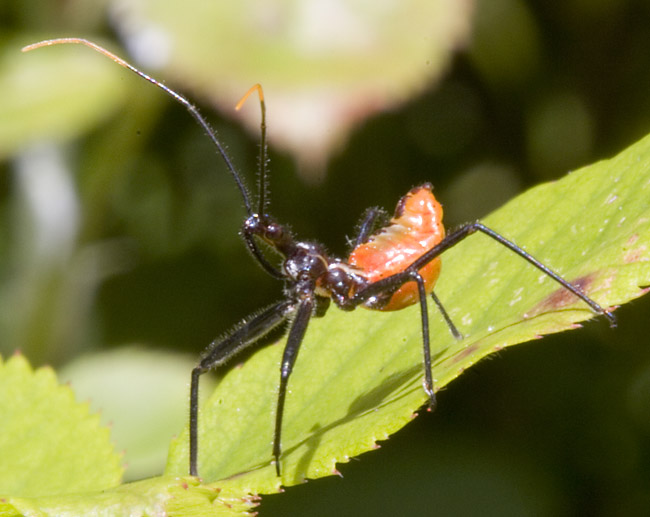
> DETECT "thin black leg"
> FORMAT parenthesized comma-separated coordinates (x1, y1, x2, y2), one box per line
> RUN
(243, 231, 285, 279)
(410, 272, 436, 410)
(189, 367, 203, 477)
(353, 206, 462, 339)
(189, 299, 293, 477)
(347, 270, 437, 408)
(353, 206, 461, 339)
(410, 222, 616, 326)
(344, 219, 616, 417)
(431, 291, 462, 340)
(354, 207, 388, 246)
(273, 297, 314, 476)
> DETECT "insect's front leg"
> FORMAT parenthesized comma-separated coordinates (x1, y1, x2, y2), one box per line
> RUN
(190, 299, 293, 477)
(273, 295, 315, 477)
(242, 221, 285, 279)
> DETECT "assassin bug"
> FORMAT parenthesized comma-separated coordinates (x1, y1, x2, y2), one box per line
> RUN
(24, 38, 616, 479)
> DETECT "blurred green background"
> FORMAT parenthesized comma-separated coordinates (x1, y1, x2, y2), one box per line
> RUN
(2, 0, 650, 515)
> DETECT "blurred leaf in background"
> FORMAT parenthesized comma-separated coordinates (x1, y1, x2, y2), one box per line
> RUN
(110, 0, 473, 175)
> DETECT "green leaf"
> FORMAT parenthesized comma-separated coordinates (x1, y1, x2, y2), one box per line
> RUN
(166, 132, 650, 491)
(60, 348, 215, 481)
(0, 475, 257, 516)
(0, 354, 123, 497)
(0, 356, 254, 515)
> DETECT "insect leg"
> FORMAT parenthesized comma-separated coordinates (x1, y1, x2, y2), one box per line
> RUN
(410, 222, 616, 326)
(273, 296, 314, 477)
(348, 271, 437, 408)
(353, 207, 389, 246)
(190, 299, 293, 477)
(411, 272, 437, 410)
(352, 208, 461, 338)
(430, 291, 462, 340)
(242, 231, 285, 279)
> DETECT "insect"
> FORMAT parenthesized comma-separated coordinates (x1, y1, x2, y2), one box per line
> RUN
(24, 38, 616, 479)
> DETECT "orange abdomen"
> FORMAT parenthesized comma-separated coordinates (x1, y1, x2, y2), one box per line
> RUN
(348, 184, 444, 311)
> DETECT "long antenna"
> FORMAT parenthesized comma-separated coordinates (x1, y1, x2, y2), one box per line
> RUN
(22, 38, 254, 216)
(236, 84, 269, 215)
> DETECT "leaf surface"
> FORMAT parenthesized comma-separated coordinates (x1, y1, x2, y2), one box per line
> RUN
(0, 476, 256, 516)
(0, 354, 123, 497)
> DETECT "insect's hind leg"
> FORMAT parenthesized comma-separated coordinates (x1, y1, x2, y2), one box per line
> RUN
(410, 222, 616, 326)
(190, 300, 293, 477)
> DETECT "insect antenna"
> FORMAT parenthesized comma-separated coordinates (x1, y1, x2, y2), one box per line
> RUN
(22, 38, 255, 216)
(236, 84, 269, 215)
